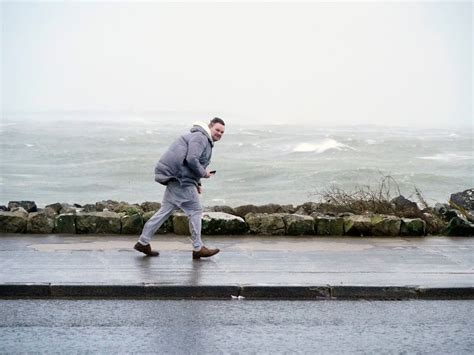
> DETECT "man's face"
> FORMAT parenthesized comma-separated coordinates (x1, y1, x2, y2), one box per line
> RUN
(210, 123, 225, 142)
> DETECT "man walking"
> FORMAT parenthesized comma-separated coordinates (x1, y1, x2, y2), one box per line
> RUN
(134, 117, 225, 259)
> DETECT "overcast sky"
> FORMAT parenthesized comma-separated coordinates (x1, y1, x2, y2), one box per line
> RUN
(1, 1, 472, 127)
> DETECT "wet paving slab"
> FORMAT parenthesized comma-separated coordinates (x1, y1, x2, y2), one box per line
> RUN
(0, 234, 473, 298)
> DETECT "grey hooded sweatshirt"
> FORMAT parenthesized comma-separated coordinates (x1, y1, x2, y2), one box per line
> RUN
(154, 122, 213, 187)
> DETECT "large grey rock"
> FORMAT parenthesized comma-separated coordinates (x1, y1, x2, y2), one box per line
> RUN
(140, 202, 161, 213)
(121, 214, 144, 235)
(434, 203, 461, 222)
(82, 204, 97, 212)
(27, 209, 55, 233)
(95, 201, 107, 212)
(450, 189, 474, 210)
(343, 215, 373, 236)
(391, 195, 419, 212)
(172, 212, 190, 235)
(45, 203, 63, 214)
(0, 210, 28, 233)
(281, 205, 296, 213)
(315, 216, 344, 236)
(76, 212, 122, 234)
(54, 214, 76, 234)
(234, 204, 294, 218)
(442, 217, 474, 236)
(8, 201, 37, 213)
(449, 189, 474, 223)
(96, 200, 120, 212)
(283, 214, 315, 235)
(370, 215, 402, 236)
(233, 205, 259, 218)
(113, 202, 143, 215)
(294, 202, 320, 215)
(202, 212, 247, 235)
(205, 205, 237, 215)
(245, 213, 286, 235)
(151, 211, 247, 235)
(59, 203, 77, 214)
(400, 218, 426, 236)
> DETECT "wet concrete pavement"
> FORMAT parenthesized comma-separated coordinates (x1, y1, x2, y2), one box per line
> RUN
(0, 234, 473, 299)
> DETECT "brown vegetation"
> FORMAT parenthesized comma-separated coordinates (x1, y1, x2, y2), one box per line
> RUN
(312, 175, 446, 234)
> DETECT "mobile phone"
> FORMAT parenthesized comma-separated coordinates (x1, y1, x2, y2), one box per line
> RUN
(209, 170, 216, 174)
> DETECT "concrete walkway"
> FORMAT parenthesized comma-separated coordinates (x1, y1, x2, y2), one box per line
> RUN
(0, 234, 472, 299)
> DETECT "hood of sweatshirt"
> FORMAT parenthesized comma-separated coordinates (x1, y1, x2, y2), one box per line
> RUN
(190, 121, 213, 146)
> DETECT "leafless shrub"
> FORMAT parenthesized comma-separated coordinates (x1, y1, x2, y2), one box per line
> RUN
(313, 175, 400, 215)
(311, 174, 447, 234)
(414, 187, 429, 210)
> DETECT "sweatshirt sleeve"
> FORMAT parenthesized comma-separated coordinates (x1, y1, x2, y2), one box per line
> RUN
(185, 134, 207, 178)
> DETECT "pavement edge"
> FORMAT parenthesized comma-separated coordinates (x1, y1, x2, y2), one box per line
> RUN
(0, 284, 473, 300)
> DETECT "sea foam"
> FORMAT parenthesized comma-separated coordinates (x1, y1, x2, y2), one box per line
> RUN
(293, 138, 354, 153)
(417, 153, 472, 161)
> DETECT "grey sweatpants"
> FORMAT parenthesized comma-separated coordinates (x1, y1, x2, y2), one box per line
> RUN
(138, 181, 203, 251)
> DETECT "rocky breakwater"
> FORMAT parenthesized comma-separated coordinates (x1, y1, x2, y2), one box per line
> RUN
(436, 188, 474, 236)
(0, 190, 473, 236)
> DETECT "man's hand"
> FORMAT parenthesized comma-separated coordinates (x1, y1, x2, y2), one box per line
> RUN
(197, 185, 203, 194)
(204, 170, 216, 178)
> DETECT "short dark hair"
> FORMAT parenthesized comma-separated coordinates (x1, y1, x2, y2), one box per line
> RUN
(210, 117, 225, 126)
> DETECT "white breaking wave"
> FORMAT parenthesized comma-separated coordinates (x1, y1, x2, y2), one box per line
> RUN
(293, 139, 354, 153)
(417, 153, 472, 161)
(211, 198, 226, 204)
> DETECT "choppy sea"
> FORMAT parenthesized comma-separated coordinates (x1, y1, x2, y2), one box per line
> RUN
(1, 113, 472, 208)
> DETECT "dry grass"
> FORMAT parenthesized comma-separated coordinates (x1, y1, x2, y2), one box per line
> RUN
(314, 175, 404, 215)
(312, 175, 447, 234)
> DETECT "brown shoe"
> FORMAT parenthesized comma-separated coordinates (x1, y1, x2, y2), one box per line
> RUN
(134, 242, 159, 257)
(193, 246, 220, 259)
